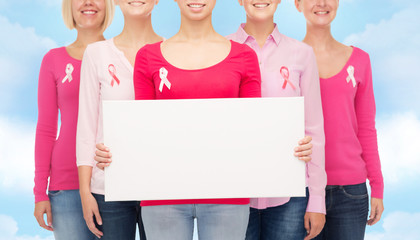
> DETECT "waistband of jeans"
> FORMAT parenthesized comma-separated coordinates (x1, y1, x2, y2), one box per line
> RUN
(325, 182, 366, 190)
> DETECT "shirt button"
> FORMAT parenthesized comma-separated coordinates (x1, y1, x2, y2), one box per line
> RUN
(259, 61, 262, 65)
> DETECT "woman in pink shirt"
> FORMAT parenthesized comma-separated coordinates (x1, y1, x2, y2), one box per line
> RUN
(227, 1, 326, 240)
(34, 0, 114, 239)
(76, 0, 163, 239)
(295, 0, 385, 239)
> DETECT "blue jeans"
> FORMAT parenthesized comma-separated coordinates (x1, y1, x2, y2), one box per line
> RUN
(49, 190, 95, 240)
(93, 194, 138, 240)
(142, 204, 250, 240)
(137, 203, 147, 239)
(245, 189, 309, 240)
(313, 183, 369, 240)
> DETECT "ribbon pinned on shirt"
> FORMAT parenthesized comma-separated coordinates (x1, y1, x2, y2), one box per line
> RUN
(280, 66, 296, 90)
(159, 67, 171, 93)
(62, 63, 74, 83)
(108, 64, 120, 87)
(346, 65, 356, 88)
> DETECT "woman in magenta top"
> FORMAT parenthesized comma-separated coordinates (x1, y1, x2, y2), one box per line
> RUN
(295, 0, 384, 239)
(133, 0, 260, 239)
(33, 0, 114, 239)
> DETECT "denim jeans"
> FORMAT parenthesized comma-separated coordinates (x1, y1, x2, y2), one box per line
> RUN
(245, 188, 309, 240)
(93, 194, 138, 240)
(137, 203, 147, 239)
(142, 204, 250, 240)
(49, 190, 95, 240)
(313, 183, 369, 240)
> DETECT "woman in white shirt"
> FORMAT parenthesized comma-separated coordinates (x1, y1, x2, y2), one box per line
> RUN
(76, 0, 163, 239)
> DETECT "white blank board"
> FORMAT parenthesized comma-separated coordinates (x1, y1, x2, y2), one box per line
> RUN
(103, 97, 305, 201)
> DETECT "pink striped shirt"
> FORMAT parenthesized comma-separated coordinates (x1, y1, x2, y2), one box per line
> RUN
(227, 24, 327, 214)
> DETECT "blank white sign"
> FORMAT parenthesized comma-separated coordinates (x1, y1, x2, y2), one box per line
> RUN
(103, 97, 305, 201)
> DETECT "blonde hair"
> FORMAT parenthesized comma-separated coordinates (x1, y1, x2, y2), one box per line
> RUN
(62, 0, 115, 32)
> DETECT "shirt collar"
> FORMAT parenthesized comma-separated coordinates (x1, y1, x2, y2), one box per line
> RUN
(234, 23, 282, 46)
(270, 25, 282, 46)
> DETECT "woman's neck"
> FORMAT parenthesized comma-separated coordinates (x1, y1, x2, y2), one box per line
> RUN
(175, 14, 219, 42)
(70, 27, 104, 49)
(303, 24, 338, 52)
(243, 18, 276, 48)
(114, 16, 160, 49)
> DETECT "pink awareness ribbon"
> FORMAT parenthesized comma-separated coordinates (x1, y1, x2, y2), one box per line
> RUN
(108, 64, 120, 87)
(280, 66, 296, 90)
(62, 63, 74, 83)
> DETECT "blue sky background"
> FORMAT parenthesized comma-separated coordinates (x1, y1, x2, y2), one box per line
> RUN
(0, 0, 419, 239)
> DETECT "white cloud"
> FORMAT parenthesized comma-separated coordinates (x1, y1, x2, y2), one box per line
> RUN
(344, 5, 420, 112)
(0, 15, 57, 111)
(376, 112, 420, 187)
(0, 215, 53, 240)
(365, 212, 420, 240)
(0, 16, 56, 57)
(0, 215, 18, 240)
(0, 117, 36, 193)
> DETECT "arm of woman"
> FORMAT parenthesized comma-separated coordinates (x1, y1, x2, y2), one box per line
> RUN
(34, 50, 57, 231)
(78, 166, 103, 238)
(300, 47, 327, 240)
(133, 45, 156, 100)
(355, 52, 384, 225)
(76, 46, 103, 237)
(238, 44, 261, 98)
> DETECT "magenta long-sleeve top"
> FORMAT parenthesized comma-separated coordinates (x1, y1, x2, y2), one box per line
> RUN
(134, 41, 261, 207)
(320, 47, 384, 199)
(34, 47, 81, 203)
